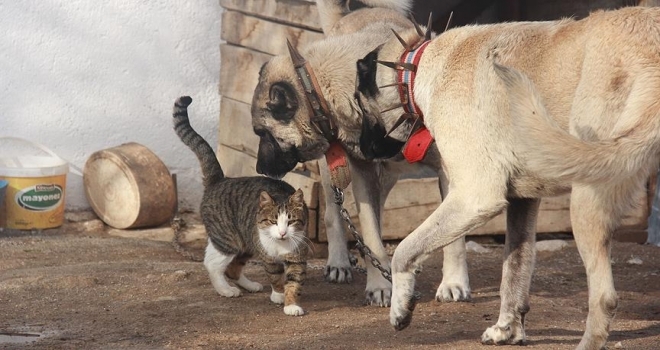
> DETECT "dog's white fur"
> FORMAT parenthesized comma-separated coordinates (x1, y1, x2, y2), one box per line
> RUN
(357, 7, 660, 348)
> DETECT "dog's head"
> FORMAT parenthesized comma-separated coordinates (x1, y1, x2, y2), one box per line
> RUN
(251, 55, 332, 178)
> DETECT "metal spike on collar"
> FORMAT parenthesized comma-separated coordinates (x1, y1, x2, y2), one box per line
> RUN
(406, 116, 423, 140)
(385, 112, 416, 137)
(286, 39, 305, 67)
(377, 60, 416, 72)
(409, 13, 425, 37)
(380, 103, 404, 114)
(378, 82, 403, 89)
(444, 11, 454, 32)
(391, 29, 413, 51)
(425, 12, 433, 42)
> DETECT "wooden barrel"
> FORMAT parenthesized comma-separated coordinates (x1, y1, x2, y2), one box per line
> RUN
(83, 142, 176, 229)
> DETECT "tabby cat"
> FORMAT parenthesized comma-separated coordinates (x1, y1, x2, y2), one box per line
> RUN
(173, 96, 309, 316)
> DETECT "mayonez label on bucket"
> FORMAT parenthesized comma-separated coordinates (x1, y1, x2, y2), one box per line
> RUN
(15, 184, 64, 211)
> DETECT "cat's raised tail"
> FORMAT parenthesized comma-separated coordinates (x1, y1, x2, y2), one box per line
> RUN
(173, 96, 224, 186)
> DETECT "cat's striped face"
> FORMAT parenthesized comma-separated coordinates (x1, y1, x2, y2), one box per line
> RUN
(257, 189, 307, 256)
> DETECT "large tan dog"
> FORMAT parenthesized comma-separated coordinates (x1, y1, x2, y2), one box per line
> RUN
(252, 0, 472, 308)
(350, 5, 660, 349)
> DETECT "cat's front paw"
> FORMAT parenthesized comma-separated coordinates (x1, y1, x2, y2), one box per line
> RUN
(217, 285, 242, 298)
(283, 304, 305, 316)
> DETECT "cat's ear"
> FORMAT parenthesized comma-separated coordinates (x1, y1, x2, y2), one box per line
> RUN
(259, 191, 273, 208)
(289, 188, 304, 205)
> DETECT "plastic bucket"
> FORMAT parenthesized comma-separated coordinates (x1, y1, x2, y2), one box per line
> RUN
(0, 180, 8, 224)
(0, 138, 69, 229)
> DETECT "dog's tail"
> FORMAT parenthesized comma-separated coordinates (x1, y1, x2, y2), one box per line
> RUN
(494, 63, 660, 184)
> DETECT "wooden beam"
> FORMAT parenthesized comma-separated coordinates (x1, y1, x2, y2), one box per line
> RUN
(222, 11, 324, 56)
(218, 96, 260, 158)
(219, 0, 322, 32)
(219, 44, 272, 105)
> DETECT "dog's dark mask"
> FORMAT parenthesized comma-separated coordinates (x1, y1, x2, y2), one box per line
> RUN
(253, 79, 302, 178)
(356, 49, 406, 161)
(255, 129, 299, 178)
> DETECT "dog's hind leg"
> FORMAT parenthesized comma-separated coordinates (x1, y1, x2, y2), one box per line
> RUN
(390, 187, 508, 330)
(481, 197, 540, 345)
(320, 161, 353, 284)
(435, 169, 471, 302)
(570, 178, 644, 350)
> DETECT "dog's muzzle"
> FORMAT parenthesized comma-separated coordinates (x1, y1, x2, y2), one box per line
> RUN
(256, 131, 299, 178)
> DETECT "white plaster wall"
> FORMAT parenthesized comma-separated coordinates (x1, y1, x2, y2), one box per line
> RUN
(0, 0, 222, 211)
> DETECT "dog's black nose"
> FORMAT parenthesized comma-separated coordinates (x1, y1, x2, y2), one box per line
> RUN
(256, 132, 298, 178)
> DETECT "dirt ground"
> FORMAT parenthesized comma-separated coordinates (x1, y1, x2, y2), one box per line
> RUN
(1, 217, 659, 350)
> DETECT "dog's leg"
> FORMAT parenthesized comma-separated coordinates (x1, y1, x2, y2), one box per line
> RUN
(482, 197, 540, 345)
(350, 157, 395, 307)
(390, 189, 508, 330)
(571, 180, 641, 350)
(320, 160, 353, 284)
(435, 169, 471, 302)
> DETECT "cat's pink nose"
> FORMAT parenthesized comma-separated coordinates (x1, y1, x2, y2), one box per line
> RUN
(279, 231, 286, 238)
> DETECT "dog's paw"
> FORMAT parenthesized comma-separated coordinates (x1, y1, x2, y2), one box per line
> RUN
(365, 272, 392, 307)
(481, 324, 525, 345)
(390, 271, 418, 330)
(435, 281, 471, 302)
(283, 304, 305, 316)
(324, 265, 353, 284)
(365, 287, 391, 307)
(389, 292, 417, 331)
(216, 286, 242, 298)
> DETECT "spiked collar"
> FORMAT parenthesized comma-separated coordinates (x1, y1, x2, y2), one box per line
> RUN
(375, 13, 436, 138)
(374, 13, 441, 164)
(286, 40, 338, 142)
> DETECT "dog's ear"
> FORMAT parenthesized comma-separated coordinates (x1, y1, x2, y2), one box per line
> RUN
(267, 82, 299, 121)
(356, 48, 379, 98)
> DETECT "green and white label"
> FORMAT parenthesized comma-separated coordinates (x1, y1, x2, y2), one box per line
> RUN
(15, 184, 63, 211)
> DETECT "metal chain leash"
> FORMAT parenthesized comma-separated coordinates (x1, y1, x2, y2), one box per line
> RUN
(332, 185, 392, 282)
(332, 185, 422, 301)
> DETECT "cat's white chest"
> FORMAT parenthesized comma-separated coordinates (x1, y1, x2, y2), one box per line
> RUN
(259, 233, 294, 257)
